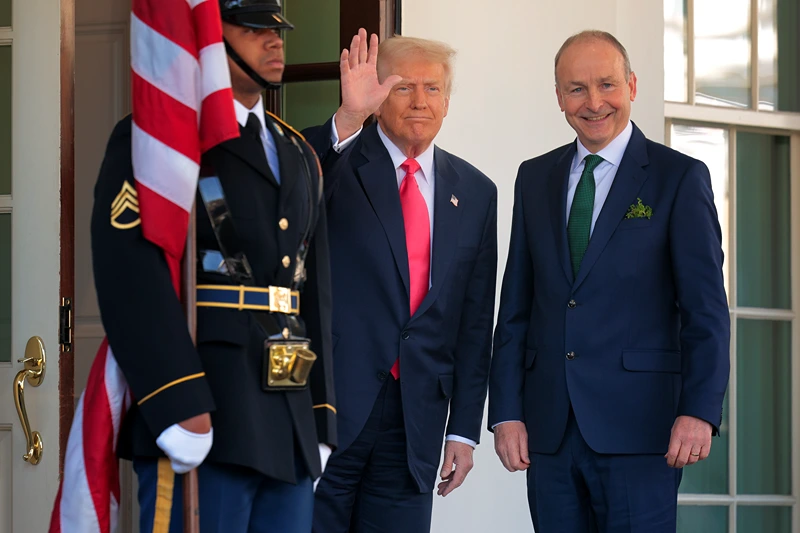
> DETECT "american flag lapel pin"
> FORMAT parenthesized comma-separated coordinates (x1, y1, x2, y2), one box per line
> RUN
(450, 194, 459, 207)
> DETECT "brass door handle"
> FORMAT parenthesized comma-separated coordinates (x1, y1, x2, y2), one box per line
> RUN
(13, 336, 46, 465)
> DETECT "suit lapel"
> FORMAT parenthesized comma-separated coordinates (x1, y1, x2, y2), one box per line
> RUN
(356, 125, 411, 296)
(218, 125, 279, 188)
(413, 148, 462, 319)
(573, 125, 649, 290)
(549, 143, 577, 284)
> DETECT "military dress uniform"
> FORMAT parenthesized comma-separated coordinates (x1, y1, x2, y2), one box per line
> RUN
(91, 100, 336, 532)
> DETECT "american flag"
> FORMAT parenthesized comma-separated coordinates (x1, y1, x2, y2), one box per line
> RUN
(49, 0, 239, 531)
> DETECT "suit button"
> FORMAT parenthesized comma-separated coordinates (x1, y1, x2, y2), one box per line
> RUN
(279, 218, 289, 230)
(378, 371, 388, 381)
(401, 331, 410, 340)
(282, 255, 291, 268)
(566, 351, 576, 360)
(568, 299, 577, 309)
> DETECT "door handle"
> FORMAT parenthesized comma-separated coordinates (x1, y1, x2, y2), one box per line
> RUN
(13, 336, 46, 465)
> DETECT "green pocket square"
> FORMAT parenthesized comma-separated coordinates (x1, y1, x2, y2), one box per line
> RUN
(625, 198, 653, 219)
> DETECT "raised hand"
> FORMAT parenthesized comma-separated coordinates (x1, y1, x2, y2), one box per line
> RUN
(334, 28, 402, 140)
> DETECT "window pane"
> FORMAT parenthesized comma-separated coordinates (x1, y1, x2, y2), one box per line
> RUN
(284, 0, 340, 64)
(737, 506, 792, 532)
(737, 319, 792, 495)
(677, 506, 728, 533)
(759, 0, 800, 111)
(664, 0, 688, 102)
(283, 80, 339, 132)
(695, 0, 751, 108)
(670, 125, 730, 301)
(736, 132, 791, 309)
(0, 0, 9, 27)
(0, 45, 10, 195)
(0, 214, 9, 363)
(680, 392, 729, 494)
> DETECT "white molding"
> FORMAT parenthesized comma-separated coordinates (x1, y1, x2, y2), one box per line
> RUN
(732, 307, 794, 321)
(0, 197, 10, 213)
(74, 317, 105, 339)
(666, 102, 800, 132)
(679, 494, 795, 506)
(0, 30, 12, 42)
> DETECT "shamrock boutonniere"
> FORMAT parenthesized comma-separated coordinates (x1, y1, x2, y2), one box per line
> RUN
(625, 198, 653, 219)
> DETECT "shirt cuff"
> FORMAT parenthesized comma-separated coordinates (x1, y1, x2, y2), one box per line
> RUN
(330, 113, 362, 153)
(445, 434, 477, 448)
(491, 420, 522, 430)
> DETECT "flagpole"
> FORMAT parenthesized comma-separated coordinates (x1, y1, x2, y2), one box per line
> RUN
(182, 205, 201, 533)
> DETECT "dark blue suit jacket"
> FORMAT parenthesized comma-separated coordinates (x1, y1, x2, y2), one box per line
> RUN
(489, 124, 730, 455)
(308, 121, 498, 491)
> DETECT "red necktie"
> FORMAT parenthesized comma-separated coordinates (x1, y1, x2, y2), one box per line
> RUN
(391, 158, 430, 379)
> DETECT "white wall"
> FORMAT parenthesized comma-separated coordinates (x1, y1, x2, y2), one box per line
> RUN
(400, 1, 665, 531)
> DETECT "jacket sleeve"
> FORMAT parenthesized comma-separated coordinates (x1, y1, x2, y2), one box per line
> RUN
(446, 185, 498, 443)
(669, 160, 731, 433)
(91, 117, 216, 439)
(488, 165, 535, 429)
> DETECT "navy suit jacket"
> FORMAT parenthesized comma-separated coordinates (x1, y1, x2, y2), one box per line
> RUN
(307, 121, 498, 491)
(489, 123, 730, 455)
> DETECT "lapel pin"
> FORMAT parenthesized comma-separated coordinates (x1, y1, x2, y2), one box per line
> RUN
(450, 194, 459, 207)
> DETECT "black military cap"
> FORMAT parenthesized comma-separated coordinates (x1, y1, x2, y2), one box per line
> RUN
(219, 0, 294, 30)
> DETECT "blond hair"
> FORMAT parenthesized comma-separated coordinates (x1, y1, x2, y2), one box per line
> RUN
(554, 30, 632, 84)
(377, 36, 457, 95)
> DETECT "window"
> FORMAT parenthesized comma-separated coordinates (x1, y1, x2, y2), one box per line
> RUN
(665, 1, 799, 531)
(266, 0, 399, 130)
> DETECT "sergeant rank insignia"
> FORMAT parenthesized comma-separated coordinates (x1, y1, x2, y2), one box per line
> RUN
(110, 180, 141, 230)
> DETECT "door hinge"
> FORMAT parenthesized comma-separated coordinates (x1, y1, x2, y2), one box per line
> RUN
(59, 297, 73, 352)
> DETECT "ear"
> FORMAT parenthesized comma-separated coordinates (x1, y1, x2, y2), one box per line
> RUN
(555, 84, 565, 112)
(443, 95, 450, 118)
(628, 72, 638, 102)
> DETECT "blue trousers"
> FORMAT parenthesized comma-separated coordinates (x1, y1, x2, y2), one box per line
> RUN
(134, 456, 313, 533)
(528, 410, 682, 533)
(313, 378, 432, 533)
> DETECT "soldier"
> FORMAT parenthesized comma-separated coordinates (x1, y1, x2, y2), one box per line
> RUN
(89, 1, 369, 531)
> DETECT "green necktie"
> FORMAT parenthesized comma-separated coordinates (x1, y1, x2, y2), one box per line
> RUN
(567, 154, 604, 277)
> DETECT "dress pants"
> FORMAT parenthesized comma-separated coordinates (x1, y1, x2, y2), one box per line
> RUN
(313, 378, 432, 533)
(528, 409, 682, 533)
(134, 454, 313, 533)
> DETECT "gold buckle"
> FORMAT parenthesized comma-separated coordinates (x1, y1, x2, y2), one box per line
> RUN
(269, 286, 292, 314)
(267, 343, 317, 388)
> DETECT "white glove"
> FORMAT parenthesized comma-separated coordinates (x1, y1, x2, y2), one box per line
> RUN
(314, 444, 332, 492)
(155, 424, 214, 474)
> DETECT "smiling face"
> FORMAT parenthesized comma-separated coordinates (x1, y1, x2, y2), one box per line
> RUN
(374, 56, 450, 158)
(555, 38, 637, 153)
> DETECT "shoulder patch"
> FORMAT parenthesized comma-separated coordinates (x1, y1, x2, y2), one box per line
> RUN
(110, 180, 141, 230)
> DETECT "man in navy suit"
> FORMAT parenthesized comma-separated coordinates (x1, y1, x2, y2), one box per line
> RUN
(489, 31, 730, 532)
(306, 35, 498, 532)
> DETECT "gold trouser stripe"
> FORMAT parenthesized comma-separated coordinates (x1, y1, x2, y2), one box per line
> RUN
(137, 372, 206, 406)
(153, 458, 175, 533)
(265, 110, 306, 141)
(314, 403, 337, 414)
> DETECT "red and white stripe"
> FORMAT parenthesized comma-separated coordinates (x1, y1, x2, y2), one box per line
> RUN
(50, 0, 238, 531)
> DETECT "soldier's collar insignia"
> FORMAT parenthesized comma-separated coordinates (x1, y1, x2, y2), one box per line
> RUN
(110, 180, 141, 230)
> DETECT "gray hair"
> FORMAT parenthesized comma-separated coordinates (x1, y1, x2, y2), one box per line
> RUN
(377, 35, 457, 96)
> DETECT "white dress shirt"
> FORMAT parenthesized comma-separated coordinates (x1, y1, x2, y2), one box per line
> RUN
(492, 121, 634, 431)
(329, 121, 476, 449)
(566, 120, 634, 234)
(233, 96, 281, 183)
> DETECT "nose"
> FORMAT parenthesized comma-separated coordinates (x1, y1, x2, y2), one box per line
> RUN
(264, 31, 284, 50)
(585, 88, 603, 112)
(410, 88, 427, 109)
